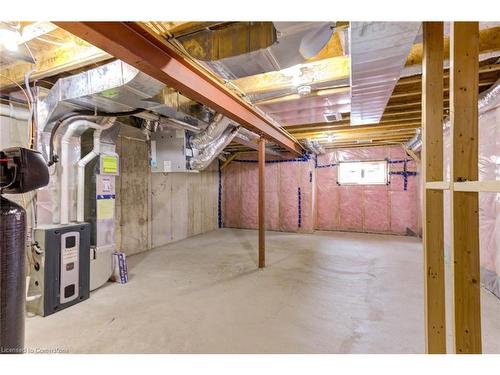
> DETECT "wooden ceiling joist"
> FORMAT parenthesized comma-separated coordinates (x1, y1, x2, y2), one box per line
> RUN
(55, 22, 303, 155)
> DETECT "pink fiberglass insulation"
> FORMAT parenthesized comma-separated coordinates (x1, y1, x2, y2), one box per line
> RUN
(221, 152, 315, 233)
(315, 145, 418, 235)
(240, 163, 258, 229)
(443, 83, 500, 298)
(278, 160, 300, 231)
(316, 166, 339, 230)
(222, 146, 417, 236)
(338, 186, 364, 231)
(222, 162, 241, 228)
(364, 188, 390, 232)
(265, 163, 280, 231)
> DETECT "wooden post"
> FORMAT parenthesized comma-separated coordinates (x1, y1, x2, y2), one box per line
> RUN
(422, 21, 446, 354)
(450, 22, 482, 354)
(258, 137, 266, 268)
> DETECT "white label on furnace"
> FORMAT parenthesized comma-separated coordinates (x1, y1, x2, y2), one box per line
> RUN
(63, 247, 78, 264)
(163, 160, 172, 173)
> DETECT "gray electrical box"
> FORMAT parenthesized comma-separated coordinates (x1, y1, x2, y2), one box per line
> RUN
(27, 223, 91, 316)
(150, 129, 191, 173)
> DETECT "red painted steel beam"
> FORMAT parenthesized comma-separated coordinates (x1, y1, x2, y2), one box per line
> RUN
(55, 22, 303, 155)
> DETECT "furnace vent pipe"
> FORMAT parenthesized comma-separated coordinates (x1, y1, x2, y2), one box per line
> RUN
(60, 118, 103, 225)
(76, 117, 116, 223)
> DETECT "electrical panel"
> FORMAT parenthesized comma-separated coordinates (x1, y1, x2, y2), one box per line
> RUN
(27, 223, 90, 316)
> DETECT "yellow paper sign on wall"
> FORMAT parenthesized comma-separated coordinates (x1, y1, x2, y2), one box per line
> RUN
(97, 199, 115, 220)
(102, 155, 118, 174)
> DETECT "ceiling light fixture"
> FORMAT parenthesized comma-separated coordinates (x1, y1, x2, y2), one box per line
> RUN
(297, 85, 311, 96)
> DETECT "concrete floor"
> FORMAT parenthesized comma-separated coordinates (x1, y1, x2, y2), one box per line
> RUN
(25, 228, 500, 353)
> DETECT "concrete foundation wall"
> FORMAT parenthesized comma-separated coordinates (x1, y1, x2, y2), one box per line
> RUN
(115, 133, 218, 256)
(151, 162, 218, 249)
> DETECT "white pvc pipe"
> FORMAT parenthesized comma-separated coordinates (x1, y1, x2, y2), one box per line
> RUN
(76, 118, 115, 222)
(60, 119, 102, 225)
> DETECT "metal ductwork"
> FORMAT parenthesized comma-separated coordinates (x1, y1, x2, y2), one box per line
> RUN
(409, 78, 500, 153)
(179, 22, 335, 80)
(349, 22, 421, 126)
(302, 139, 325, 155)
(405, 128, 422, 153)
(478, 77, 500, 113)
(312, 140, 325, 154)
(189, 113, 238, 149)
(38, 59, 207, 132)
(188, 113, 240, 170)
(189, 125, 240, 170)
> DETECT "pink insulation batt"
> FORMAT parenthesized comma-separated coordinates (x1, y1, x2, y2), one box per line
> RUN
(222, 153, 315, 233)
(315, 145, 418, 235)
(222, 145, 418, 236)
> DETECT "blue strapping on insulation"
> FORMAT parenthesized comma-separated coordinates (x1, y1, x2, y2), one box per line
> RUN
(316, 163, 338, 169)
(297, 187, 302, 228)
(218, 160, 223, 228)
(387, 158, 413, 164)
(232, 154, 311, 164)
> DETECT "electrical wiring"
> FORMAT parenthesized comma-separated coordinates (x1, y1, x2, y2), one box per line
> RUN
(0, 73, 32, 112)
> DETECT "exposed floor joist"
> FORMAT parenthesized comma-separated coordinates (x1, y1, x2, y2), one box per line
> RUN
(55, 21, 303, 155)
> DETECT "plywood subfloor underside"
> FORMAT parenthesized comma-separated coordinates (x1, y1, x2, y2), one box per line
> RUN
(25, 229, 500, 353)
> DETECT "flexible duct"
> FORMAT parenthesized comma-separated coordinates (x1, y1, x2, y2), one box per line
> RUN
(478, 78, 500, 113)
(60, 118, 105, 225)
(189, 126, 240, 170)
(0, 196, 26, 354)
(189, 114, 237, 149)
(311, 140, 325, 155)
(405, 128, 422, 152)
(303, 139, 324, 155)
(411, 79, 500, 152)
(76, 117, 116, 223)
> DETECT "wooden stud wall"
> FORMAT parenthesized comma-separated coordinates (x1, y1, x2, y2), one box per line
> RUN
(423, 21, 485, 354)
(449, 22, 482, 354)
(422, 22, 446, 354)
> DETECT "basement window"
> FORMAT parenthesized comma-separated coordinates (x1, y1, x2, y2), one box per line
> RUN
(337, 160, 388, 185)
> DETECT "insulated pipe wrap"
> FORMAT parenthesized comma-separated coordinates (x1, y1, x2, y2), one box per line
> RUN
(0, 196, 26, 354)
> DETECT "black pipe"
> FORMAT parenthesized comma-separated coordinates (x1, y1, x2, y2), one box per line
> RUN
(47, 108, 146, 166)
(0, 196, 26, 354)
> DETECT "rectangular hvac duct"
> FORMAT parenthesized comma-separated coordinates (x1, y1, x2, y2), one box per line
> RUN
(349, 22, 421, 126)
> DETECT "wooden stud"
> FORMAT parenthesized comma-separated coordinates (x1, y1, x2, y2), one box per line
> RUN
(422, 22, 446, 354)
(258, 137, 266, 268)
(450, 22, 482, 354)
